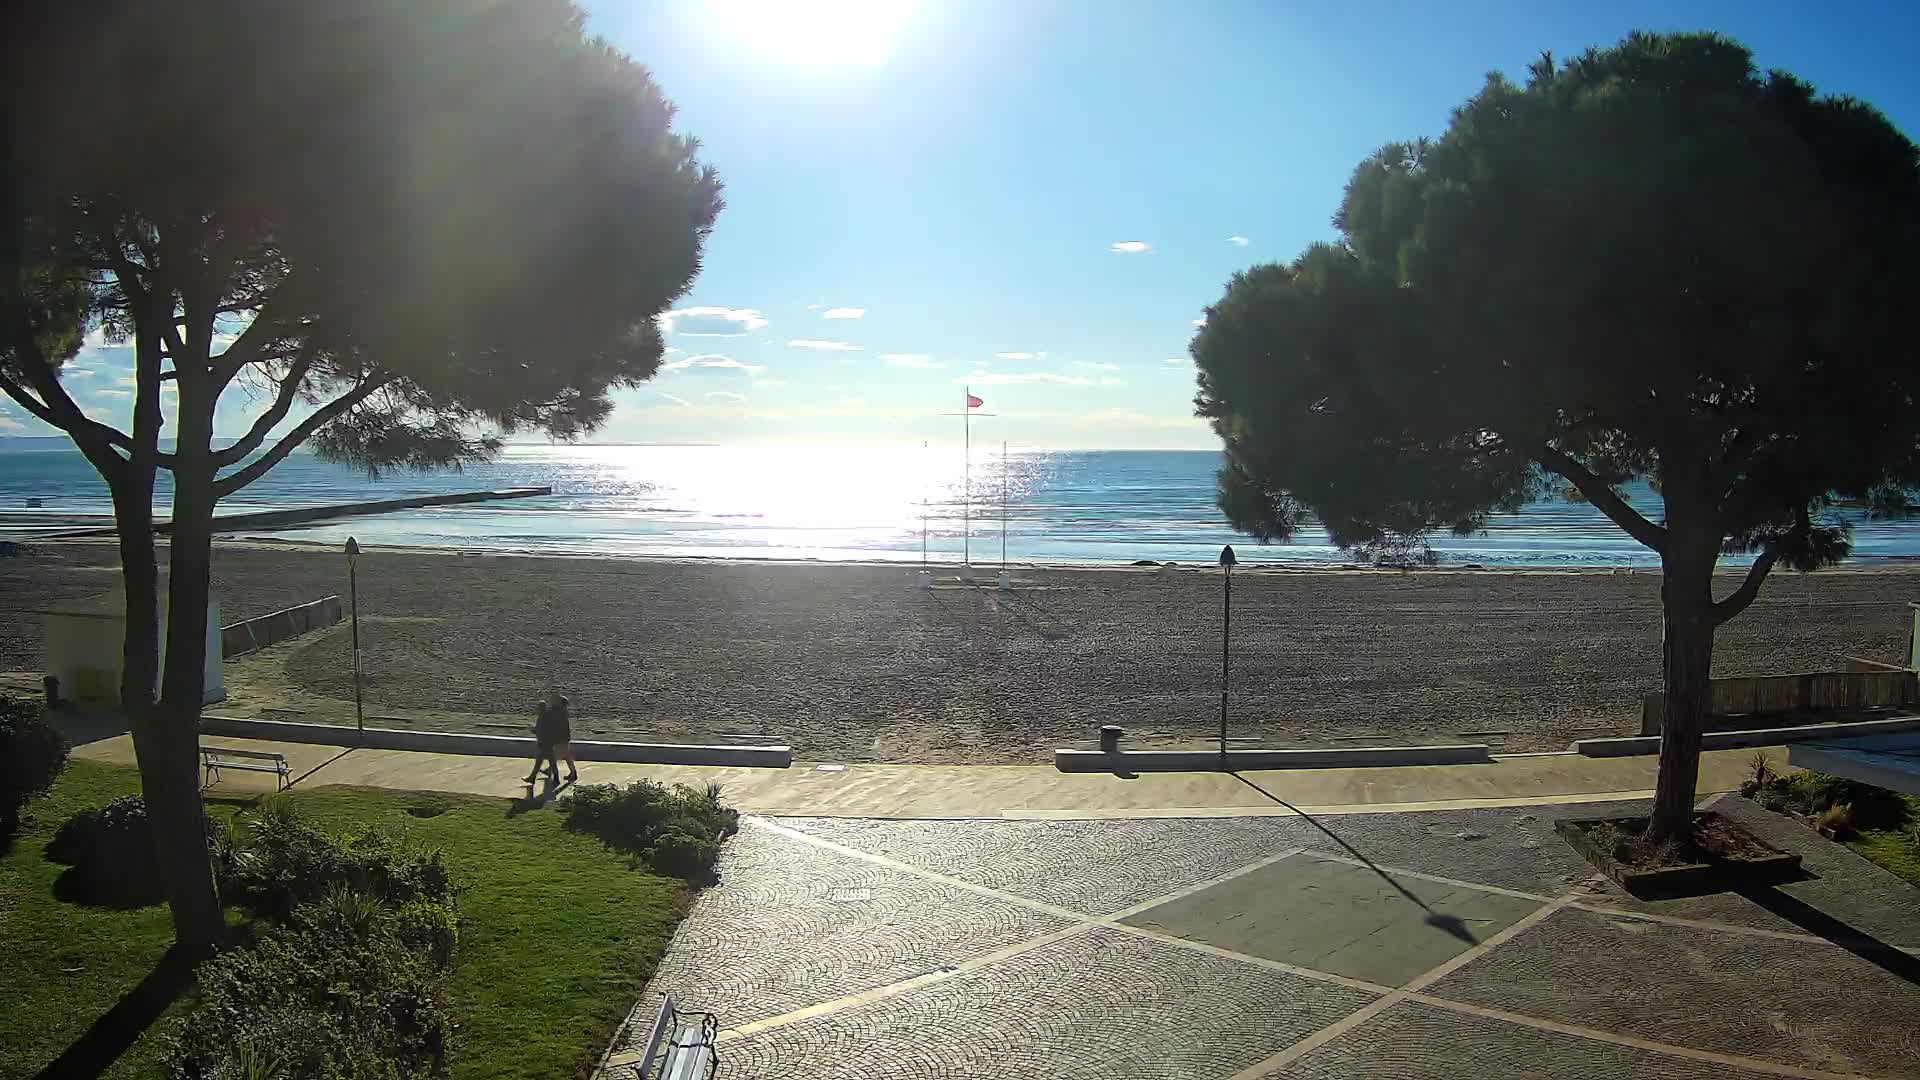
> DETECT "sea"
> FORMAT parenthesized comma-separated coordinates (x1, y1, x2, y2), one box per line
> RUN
(2, 443, 1916, 568)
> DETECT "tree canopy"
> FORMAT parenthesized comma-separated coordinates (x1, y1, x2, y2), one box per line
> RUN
(1192, 31, 1920, 838)
(3, 0, 722, 478)
(1197, 32, 1918, 575)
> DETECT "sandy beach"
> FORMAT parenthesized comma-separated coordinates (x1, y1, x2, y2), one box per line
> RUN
(3, 540, 1914, 763)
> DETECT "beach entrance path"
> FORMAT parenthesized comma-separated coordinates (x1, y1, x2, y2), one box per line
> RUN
(608, 795, 1920, 1079)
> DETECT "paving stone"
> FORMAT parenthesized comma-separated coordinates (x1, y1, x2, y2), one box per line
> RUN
(1124, 855, 1543, 986)
(1584, 796, 1920, 948)
(718, 926, 1379, 1079)
(778, 816, 1318, 915)
(619, 824, 1072, 1041)
(1424, 905, 1920, 1078)
(1268, 1000, 1783, 1079)
(1284, 802, 1626, 896)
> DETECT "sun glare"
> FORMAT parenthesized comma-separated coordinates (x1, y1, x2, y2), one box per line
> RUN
(708, 0, 919, 68)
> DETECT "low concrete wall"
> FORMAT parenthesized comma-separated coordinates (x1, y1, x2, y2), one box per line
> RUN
(1576, 715, 1920, 758)
(198, 714, 792, 768)
(220, 595, 343, 658)
(1054, 743, 1491, 773)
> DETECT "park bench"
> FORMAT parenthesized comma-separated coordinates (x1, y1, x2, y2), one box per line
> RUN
(611, 995, 717, 1079)
(200, 745, 291, 791)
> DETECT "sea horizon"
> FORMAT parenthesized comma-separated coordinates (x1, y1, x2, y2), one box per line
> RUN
(5, 443, 1918, 568)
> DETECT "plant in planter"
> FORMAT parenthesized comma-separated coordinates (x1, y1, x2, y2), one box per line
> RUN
(1557, 811, 1801, 898)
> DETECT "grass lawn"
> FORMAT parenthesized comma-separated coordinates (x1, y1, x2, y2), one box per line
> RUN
(1844, 791, 1920, 888)
(1, 759, 690, 1080)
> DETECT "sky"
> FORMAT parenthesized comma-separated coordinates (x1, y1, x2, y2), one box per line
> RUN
(7, 0, 1919, 450)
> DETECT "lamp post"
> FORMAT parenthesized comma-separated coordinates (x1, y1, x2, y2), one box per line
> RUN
(345, 537, 364, 742)
(1218, 544, 1236, 770)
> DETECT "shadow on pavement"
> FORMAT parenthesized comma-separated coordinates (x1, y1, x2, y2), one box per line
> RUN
(287, 746, 356, 788)
(507, 775, 574, 817)
(1733, 882, 1920, 987)
(1231, 771, 1480, 945)
(32, 945, 196, 1080)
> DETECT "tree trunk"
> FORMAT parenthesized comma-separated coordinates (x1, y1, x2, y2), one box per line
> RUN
(150, 373, 225, 953)
(1648, 549, 1716, 842)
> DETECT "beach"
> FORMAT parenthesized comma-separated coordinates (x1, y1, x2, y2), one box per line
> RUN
(4, 540, 1913, 763)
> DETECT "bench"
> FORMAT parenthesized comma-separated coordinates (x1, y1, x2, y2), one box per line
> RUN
(609, 995, 717, 1079)
(200, 746, 291, 791)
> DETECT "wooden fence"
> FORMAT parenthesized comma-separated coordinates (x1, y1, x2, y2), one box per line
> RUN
(1640, 668, 1918, 735)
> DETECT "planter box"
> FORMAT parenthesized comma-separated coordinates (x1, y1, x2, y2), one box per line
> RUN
(1556, 811, 1802, 898)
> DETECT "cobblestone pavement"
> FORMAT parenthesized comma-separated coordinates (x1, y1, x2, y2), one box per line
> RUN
(606, 797, 1920, 1079)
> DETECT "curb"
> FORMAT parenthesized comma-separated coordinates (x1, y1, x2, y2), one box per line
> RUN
(199, 715, 792, 769)
(1573, 715, 1920, 758)
(1053, 744, 1491, 773)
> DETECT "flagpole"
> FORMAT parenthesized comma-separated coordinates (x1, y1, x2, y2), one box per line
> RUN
(1001, 440, 1008, 573)
(921, 440, 928, 570)
(963, 387, 971, 573)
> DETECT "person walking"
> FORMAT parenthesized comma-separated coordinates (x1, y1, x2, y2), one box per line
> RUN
(543, 690, 578, 784)
(524, 693, 562, 785)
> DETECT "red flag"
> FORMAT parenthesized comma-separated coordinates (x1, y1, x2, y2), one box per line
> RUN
(966, 393, 984, 408)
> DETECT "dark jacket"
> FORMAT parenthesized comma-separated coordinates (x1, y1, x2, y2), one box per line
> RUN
(535, 700, 571, 744)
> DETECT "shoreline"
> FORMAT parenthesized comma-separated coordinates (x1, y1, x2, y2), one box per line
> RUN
(16, 532, 1920, 577)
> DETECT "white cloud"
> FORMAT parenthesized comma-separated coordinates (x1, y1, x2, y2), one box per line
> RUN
(1071, 361, 1121, 371)
(1226, 235, 1250, 247)
(0, 414, 25, 433)
(837, 397, 868, 408)
(821, 307, 865, 320)
(61, 369, 98, 379)
(1191, 317, 1206, 328)
(880, 354, 944, 369)
(787, 339, 863, 351)
(958, 372, 1096, 387)
(992, 351, 1046, 361)
(1099, 377, 1128, 386)
(1163, 357, 1193, 366)
(660, 353, 766, 376)
(1109, 241, 1151, 254)
(753, 378, 788, 387)
(656, 391, 692, 407)
(658, 306, 769, 336)
(705, 391, 747, 403)
(94, 388, 131, 398)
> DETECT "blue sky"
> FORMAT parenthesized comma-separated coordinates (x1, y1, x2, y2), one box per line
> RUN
(8, 1, 1918, 450)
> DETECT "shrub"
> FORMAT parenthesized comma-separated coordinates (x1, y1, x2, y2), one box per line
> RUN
(229, 798, 452, 921)
(1818, 802, 1857, 838)
(167, 886, 458, 1079)
(559, 780, 737, 880)
(46, 795, 230, 906)
(1, 694, 69, 836)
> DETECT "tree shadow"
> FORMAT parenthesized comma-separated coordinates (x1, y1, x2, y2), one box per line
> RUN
(32, 945, 197, 1080)
(1732, 882, 1920, 987)
(1231, 772, 1479, 945)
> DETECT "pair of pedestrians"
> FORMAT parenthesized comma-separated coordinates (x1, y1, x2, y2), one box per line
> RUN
(525, 690, 578, 786)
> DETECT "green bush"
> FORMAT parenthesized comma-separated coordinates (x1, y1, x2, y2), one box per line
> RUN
(166, 891, 453, 1080)
(1, 694, 69, 836)
(229, 798, 452, 921)
(559, 780, 737, 879)
(45, 795, 231, 906)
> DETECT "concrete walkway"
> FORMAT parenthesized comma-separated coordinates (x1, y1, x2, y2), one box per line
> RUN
(76, 733, 1761, 818)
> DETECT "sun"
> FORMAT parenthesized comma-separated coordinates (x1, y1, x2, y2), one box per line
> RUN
(706, 0, 919, 68)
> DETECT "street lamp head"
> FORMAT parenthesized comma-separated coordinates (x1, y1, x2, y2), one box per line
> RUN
(1218, 544, 1236, 568)
(345, 537, 361, 558)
